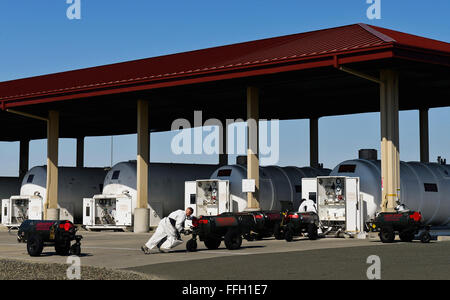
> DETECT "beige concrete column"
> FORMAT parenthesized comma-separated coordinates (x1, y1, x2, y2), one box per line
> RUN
(19, 139, 29, 179)
(76, 137, 84, 168)
(310, 118, 319, 168)
(134, 99, 150, 233)
(247, 86, 259, 210)
(380, 70, 400, 212)
(419, 108, 429, 163)
(45, 111, 60, 220)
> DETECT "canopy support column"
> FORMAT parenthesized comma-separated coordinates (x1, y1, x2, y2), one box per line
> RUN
(246, 86, 259, 210)
(45, 110, 60, 220)
(19, 139, 29, 179)
(134, 99, 150, 233)
(310, 118, 319, 168)
(419, 108, 429, 163)
(76, 137, 84, 167)
(380, 70, 400, 212)
(219, 121, 228, 166)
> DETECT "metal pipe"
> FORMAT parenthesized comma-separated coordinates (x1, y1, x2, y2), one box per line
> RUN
(338, 66, 383, 85)
(6, 109, 48, 122)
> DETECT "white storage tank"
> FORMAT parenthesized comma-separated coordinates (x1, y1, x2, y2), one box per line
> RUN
(95, 161, 218, 227)
(3, 166, 107, 225)
(210, 164, 331, 212)
(331, 151, 450, 226)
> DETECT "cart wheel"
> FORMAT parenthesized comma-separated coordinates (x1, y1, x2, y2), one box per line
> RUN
(27, 235, 44, 257)
(244, 234, 255, 242)
(420, 231, 431, 243)
(55, 240, 71, 256)
(204, 236, 221, 249)
(399, 230, 415, 242)
(285, 229, 294, 242)
(307, 224, 319, 240)
(224, 229, 242, 250)
(379, 228, 395, 243)
(273, 223, 284, 240)
(186, 239, 197, 252)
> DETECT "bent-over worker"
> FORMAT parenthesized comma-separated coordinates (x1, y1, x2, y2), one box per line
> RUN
(141, 207, 193, 254)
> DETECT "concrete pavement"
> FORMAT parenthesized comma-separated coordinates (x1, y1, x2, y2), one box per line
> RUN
(0, 230, 448, 280)
(0, 230, 384, 269)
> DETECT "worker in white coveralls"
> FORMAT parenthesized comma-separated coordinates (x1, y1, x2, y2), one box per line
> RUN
(298, 198, 317, 213)
(141, 207, 193, 254)
(298, 198, 322, 235)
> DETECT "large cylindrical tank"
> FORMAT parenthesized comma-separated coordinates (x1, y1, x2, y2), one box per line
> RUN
(330, 159, 450, 226)
(0, 177, 21, 200)
(210, 164, 331, 212)
(102, 161, 217, 223)
(21, 166, 107, 223)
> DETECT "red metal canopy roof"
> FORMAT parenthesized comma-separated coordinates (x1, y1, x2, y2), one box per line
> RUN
(1, 23, 449, 108)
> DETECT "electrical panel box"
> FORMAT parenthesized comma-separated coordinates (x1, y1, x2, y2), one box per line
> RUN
(83, 195, 132, 229)
(302, 176, 366, 234)
(185, 179, 230, 218)
(2, 196, 43, 227)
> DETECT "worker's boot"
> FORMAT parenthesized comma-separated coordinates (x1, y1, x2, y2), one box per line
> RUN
(141, 245, 151, 255)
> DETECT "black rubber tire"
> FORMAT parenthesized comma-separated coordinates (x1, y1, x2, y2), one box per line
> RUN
(70, 244, 81, 256)
(379, 228, 395, 243)
(244, 234, 255, 242)
(204, 236, 221, 249)
(307, 224, 319, 240)
(274, 223, 285, 240)
(399, 231, 415, 242)
(420, 231, 431, 243)
(285, 229, 294, 242)
(186, 239, 197, 252)
(55, 240, 71, 256)
(27, 235, 44, 257)
(224, 229, 242, 250)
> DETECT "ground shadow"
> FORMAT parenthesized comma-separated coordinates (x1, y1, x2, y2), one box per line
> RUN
(368, 239, 437, 244)
(38, 252, 92, 258)
(166, 244, 266, 254)
(286, 237, 321, 242)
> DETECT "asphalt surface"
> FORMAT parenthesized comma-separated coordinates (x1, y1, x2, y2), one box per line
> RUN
(128, 240, 450, 280)
(0, 227, 449, 280)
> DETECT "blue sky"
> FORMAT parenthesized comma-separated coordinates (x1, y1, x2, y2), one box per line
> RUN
(0, 0, 449, 176)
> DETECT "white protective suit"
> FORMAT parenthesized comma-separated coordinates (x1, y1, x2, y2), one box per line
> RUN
(298, 199, 317, 213)
(145, 209, 187, 251)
